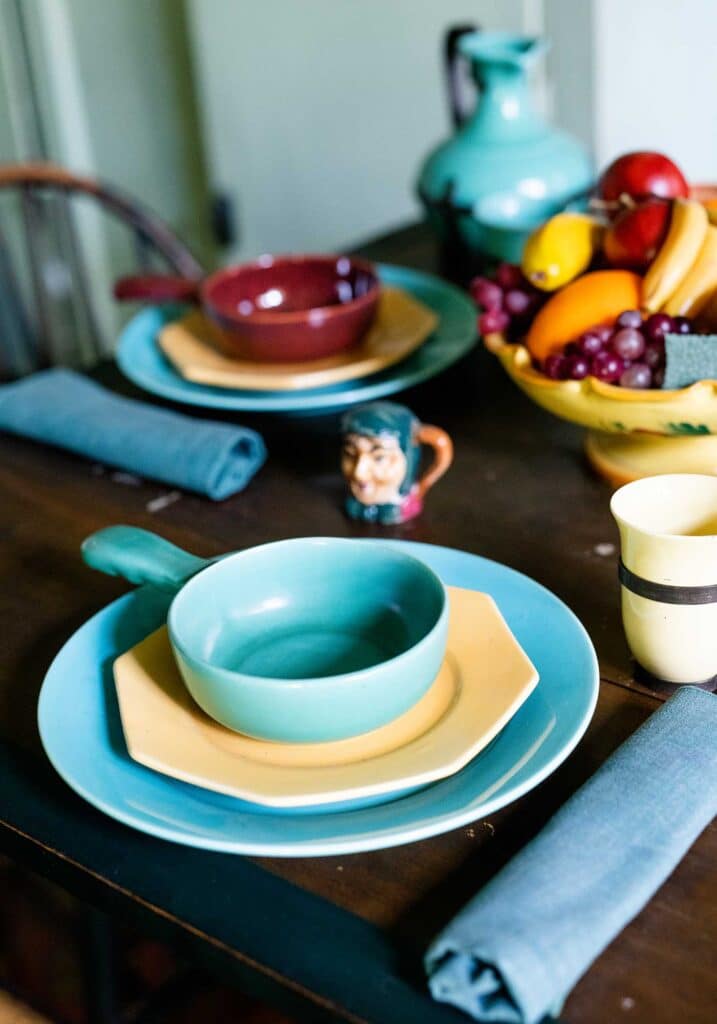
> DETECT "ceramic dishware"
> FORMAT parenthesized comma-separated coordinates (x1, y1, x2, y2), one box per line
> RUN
(341, 401, 453, 524)
(39, 540, 599, 856)
(157, 287, 438, 392)
(114, 255, 380, 363)
(82, 527, 448, 742)
(417, 28, 592, 264)
(115, 264, 477, 415)
(611, 474, 717, 683)
(486, 330, 717, 485)
(113, 586, 538, 810)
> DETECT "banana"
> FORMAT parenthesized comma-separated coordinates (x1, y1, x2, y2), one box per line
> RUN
(642, 197, 708, 313)
(694, 290, 717, 332)
(663, 224, 717, 317)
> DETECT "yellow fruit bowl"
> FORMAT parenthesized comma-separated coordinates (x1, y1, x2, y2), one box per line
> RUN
(485, 332, 717, 486)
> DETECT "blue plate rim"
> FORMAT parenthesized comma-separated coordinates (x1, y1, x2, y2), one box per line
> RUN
(38, 541, 599, 857)
(115, 264, 477, 414)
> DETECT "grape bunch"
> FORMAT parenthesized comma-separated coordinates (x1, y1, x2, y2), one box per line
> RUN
(470, 263, 545, 339)
(542, 311, 692, 389)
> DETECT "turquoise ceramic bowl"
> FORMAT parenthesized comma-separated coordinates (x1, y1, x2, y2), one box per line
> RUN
(167, 538, 448, 743)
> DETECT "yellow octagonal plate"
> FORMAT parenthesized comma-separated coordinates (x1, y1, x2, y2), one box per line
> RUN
(113, 587, 538, 809)
(157, 286, 438, 392)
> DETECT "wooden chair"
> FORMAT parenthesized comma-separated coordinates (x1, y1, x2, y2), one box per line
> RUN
(0, 162, 204, 379)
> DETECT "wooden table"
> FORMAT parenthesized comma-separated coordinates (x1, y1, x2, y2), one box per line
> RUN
(0, 224, 714, 1024)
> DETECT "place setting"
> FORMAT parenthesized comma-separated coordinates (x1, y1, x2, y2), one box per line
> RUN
(113, 257, 477, 416)
(38, 527, 599, 856)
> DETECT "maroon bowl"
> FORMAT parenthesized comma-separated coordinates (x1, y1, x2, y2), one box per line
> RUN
(115, 255, 380, 363)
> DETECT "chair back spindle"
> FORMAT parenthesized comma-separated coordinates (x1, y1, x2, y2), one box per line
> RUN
(0, 162, 204, 379)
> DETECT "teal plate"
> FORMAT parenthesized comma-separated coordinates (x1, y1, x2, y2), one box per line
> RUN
(115, 264, 476, 415)
(38, 542, 598, 857)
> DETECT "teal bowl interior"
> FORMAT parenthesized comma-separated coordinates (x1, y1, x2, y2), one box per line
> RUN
(168, 538, 448, 742)
(173, 541, 442, 677)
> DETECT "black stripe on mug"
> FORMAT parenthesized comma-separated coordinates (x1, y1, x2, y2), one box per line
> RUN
(618, 560, 717, 605)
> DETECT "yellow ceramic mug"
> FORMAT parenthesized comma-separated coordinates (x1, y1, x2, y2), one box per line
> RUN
(611, 474, 717, 684)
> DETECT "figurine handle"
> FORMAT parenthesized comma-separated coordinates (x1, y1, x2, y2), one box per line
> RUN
(416, 424, 454, 498)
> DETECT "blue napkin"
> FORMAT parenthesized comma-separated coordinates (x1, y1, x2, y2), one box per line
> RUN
(425, 687, 717, 1024)
(0, 368, 266, 500)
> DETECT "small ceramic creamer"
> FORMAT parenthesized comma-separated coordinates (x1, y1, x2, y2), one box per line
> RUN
(611, 474, 717, 684)
(341, 401, 453, 525)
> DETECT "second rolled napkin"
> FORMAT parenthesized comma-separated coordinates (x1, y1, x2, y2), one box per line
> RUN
(425, 687, 717, 1024)
(0, 368, 266, 500)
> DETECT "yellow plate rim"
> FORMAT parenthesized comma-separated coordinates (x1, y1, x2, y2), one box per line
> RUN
(113, 586, 539, 808)
(158, 287, 438, 392)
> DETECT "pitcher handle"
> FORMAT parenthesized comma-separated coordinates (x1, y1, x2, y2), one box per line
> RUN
(81, 525, 211, 592)
(415, 425, 454, 499)
(444, 24, 478, 129)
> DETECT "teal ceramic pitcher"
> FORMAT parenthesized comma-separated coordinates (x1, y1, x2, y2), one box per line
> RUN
(417, 28, 593, 266)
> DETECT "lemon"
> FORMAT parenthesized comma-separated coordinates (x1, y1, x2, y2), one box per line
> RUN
(521, 212, 603, 292)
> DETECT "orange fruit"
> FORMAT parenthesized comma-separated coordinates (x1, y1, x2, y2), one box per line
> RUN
(525, 269, 642, 362)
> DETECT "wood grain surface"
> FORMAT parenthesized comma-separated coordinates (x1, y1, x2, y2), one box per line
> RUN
(0, 222, 713, 1024)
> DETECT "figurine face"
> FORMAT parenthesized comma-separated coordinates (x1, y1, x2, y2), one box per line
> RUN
(341, 432, 408, 507)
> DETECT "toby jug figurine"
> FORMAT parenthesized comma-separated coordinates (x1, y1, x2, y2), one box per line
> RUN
(341, 401, 453, 525)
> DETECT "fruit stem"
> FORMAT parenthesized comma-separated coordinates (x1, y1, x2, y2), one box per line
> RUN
(483, 331, 505, 354)
(587, 196, 619, 221)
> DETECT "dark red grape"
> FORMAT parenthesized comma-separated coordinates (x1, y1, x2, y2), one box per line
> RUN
(578, 330, 604, 357)
(544, 353, 569, 380)
(645, 312, 674, 341)
(564, 340, 580, 357)
(478, 308, 510, 335)
(620, 363, 652, 389)
(495, 262, 524, 290)
(470, 276, 503, 311)
(594, 325, 614, 343)
(503, 288, 536, 317)
(653, 367, 665, 388)
(568, 355, 590, 380)
(611, 327, 645, 360)
(672, 316, 692, 335)
(616, 309, 643, 330)
(643, 343, 664, 369)
(591, 350, 624, 383)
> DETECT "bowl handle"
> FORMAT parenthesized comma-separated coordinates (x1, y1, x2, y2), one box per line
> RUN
(81, 525, 211, 592)
(114, 274, 201, 304)
(415, 425, 454, 498)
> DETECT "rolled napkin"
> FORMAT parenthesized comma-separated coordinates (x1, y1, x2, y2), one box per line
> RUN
(425, 687, 717, 1024)
(0, 368, 266, 500)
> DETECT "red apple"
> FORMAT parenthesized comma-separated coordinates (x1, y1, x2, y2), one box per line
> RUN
(598, 151, 689, 204)
(603, 198, 671, 270)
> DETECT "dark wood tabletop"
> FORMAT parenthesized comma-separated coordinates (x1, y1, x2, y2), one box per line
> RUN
(0, 223, 714, 1024)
